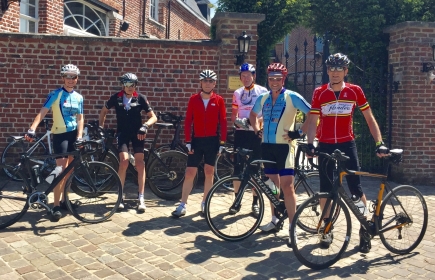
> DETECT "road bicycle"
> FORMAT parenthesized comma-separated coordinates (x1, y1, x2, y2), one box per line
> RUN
(86, 120, 188, 200)
(0, 139, 123, 229)
(1, 118, 56, 181)
(204, 147, 320, 241)
(289, 148, 428, 270)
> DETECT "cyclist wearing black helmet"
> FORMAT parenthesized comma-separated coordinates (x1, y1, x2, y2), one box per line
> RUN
(172, 69, 227, 218)
(99, 73, 157, 213)
(231, 63, 268, 218)
(305, 53, 388, 253)
(25, 64, 83, 221)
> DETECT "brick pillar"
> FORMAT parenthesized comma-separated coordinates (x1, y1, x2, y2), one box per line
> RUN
(39, 0, 64, 34)
(384, 21, 435, 185)
(211, 12, 265, 105)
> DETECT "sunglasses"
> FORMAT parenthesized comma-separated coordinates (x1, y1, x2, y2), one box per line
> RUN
(268, 77, 283, 82)
(202, 79, 216, 84)
(328, 66, 346, 72)
(123, 82, 136, 88)
(63, 75, 78, 80)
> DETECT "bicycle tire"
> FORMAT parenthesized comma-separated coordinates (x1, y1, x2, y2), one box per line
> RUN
(154, 144, 186, 154)
(291, 193, 351, 270)
(147, 150, 190, 200)
(1, 138, 51, 181)
(0, 171, 30, 229)
(71, 150, 119, 198)
(205, 176, 264, 241)
(214, 151, 234, 189)
(64, 161, 122, 223)
(379, 185, 428, 254)
(294, 171, 320, 205)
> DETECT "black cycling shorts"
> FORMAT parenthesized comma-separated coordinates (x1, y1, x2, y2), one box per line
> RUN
(233, 130, 262, 175)
(261, 143, 295, 176)
(187, 136, 219, 167)
(53, 130, 77, 156)
(117, 132, 145, 154)
(317, 140, 363, 197)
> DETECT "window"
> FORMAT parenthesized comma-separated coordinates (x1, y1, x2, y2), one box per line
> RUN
(150, 0, 158, 21)
(20, 0, 38, 33)
(64, 0, 108, 36)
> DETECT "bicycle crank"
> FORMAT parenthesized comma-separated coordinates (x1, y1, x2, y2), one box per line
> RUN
(28, 192, 50, 211)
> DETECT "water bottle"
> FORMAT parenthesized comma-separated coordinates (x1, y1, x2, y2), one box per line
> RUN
(352, 195, 368, 216)
(265, 178, 278, 195)
(129, 153, 136, 166)
(31, 165, 41, 184)
(45, 166, 63, 184)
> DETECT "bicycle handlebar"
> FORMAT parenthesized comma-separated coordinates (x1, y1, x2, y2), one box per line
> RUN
(158, 112, 183, 127)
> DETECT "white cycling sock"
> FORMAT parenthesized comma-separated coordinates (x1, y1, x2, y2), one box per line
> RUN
(272, 216, 278, 224)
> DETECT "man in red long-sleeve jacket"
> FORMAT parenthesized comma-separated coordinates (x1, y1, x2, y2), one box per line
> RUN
(172, 69, 227, 217)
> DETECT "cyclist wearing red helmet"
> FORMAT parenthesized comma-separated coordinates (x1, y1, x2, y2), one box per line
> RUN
(99, 73, 157, 213)
(250, 63, 311, 245)
(172, 70, 227, 218)
(230, 63, 268, 218)
(305, 53, 388, 252)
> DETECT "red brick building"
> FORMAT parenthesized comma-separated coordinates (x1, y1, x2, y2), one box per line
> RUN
(0, 0, 211, 40)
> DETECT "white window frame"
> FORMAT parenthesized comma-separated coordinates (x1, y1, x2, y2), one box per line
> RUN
(20, 0, 39, 33)
(64, 0, 109, 36)
(150, 0, 158, 21)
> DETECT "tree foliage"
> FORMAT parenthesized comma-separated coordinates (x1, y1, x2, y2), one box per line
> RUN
(216, 0, 310, 85)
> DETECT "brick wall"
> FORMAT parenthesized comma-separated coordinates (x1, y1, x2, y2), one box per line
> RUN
(0, 2, 20, 32)
(0, 12, 264, 150)
(38, 0, 63, 34)
(384, 21, 435, 185)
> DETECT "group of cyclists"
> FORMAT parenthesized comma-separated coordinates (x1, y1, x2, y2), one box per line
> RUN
(23, 52, 389, 254)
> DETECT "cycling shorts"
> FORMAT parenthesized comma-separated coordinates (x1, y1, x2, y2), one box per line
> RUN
(317, 140, 363, 197)
(53, 130, 77, 157)
(187, 136, 219, 167)
(261, 143, 295, 176)
(233, 130, 262, 175)
(117, 132, 145, 154)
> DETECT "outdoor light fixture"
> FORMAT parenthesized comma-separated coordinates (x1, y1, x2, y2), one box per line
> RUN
(421, 45, 435, 72)
(235, 31, 251, 66)
(393, 71, 402, 93)
(1, 0, 20, 12)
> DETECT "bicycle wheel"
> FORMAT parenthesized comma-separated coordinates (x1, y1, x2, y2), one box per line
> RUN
(0, 171, 30, 229)
(379, 185, 428, 254)
(294, 171, 320, 206)
(205, 176, 264, 241)
(1, 139, 51, 181)
(214, 150, 234, 191)
(64, 161, 122, 223)
(291, 193, 351, 270)
(147, 150, 190, 200)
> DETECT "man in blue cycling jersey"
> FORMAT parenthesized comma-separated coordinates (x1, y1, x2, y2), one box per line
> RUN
(250, 63, 311, 246)
(25, 64, 84, 221)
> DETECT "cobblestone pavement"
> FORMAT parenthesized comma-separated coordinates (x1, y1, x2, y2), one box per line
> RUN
(0, 176, 434, 280)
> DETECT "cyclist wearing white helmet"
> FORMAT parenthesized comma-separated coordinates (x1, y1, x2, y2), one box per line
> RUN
(230, 63, 267, 218)
(25, 63, 84, 221)
(99, 73, 157, 213)
(172, 69, 227, 217)
(305, 53, 388, 253)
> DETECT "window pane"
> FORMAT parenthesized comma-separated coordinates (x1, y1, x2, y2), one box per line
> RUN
(28, 5, 36, 18)
(29, 0, 36, 5)
(87, 25, 100, 36)
(29, 21, 36, 33)
(65, 17, 80, 29)
(20, 18, 27, 32)
(20, 4, 29, 15)
(64, 2, 107, 36)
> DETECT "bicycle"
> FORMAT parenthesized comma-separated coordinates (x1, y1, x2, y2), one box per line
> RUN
(2, 118, 56, 181)
(86, 120, 188, 200)
(289, 148, 428, 270)
(204, 147, 320, 241)
(0, 139, 123, 229)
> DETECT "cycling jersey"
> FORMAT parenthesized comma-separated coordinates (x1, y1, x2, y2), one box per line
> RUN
(105, 91, 153, 134)
(43, 87, 83, 134)
(252, 89, 311, 144)
(310, 82, 370, 144)
(185, 92, 227, 143)
(232, 84, 267, 131)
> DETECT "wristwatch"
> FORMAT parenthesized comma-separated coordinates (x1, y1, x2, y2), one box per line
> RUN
(298, 129, 304, 136)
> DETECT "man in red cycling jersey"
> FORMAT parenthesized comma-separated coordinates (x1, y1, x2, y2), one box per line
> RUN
(172, 70, 227, 217)
(305, 53, 389, 253)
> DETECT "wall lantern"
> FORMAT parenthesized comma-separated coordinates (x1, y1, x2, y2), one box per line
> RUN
(120, 21, 130, 32)
(421, 45, 435, 72)
(1, 0, 20, 13)
(235, 31, 251, 66)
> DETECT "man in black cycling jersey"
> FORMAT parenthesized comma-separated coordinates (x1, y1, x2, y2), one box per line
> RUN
(99, 73, 157, 212)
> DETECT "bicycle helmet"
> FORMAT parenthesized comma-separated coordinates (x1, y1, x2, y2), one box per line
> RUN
(120, 73, 138, 84)
(325, 53, 350, 67)
(199, 70, 217, 81)
(239, 63, 256, 74)
(60, 64, 80, 75)
(267, 63, 288, 77)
